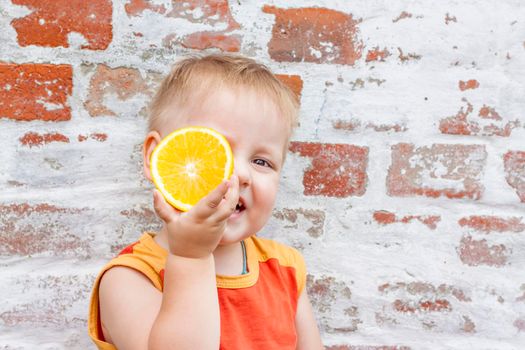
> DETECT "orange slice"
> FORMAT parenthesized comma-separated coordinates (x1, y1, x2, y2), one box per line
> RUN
(150, 126, 234, 212)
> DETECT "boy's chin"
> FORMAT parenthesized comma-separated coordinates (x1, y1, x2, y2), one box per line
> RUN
(218, 237, 244, 246)
(219, 230, 253, 245)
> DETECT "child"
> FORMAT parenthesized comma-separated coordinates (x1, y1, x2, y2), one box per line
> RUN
(88, 53, 323, 349)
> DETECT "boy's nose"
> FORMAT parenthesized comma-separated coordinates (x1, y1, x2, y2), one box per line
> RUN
(234, 163, 251, 187)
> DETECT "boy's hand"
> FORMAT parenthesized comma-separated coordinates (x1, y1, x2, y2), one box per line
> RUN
(152, 175, 240, 258)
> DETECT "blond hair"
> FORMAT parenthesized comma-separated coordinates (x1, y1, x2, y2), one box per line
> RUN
(148, 54, 299, 140)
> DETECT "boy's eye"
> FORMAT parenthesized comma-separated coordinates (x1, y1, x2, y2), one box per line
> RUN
(253, 158, 271, 168)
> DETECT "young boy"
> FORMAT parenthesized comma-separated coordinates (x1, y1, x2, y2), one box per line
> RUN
(88, 53, 323, 349)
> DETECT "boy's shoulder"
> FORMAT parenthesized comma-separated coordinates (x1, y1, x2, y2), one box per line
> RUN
(98, 232, 167, 288)
(247, 235, 307, 295)
(248, 235, 304, 267)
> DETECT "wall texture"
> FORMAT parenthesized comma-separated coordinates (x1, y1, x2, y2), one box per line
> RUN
(1, 1, 525, 349)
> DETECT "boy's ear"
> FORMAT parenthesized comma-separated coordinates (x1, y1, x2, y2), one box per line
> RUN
(143, 130, 162, 181)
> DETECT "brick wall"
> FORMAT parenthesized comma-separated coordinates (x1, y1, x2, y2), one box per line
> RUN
(1, 1, 524, 349)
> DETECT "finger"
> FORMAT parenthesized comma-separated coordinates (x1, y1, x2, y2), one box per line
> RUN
(215, 174, 240, 220)
(153, 189, 180, 223)
(192, 179, 230, 218)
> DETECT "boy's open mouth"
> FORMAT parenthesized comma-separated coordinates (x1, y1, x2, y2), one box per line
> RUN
(235, 201, 245, 213)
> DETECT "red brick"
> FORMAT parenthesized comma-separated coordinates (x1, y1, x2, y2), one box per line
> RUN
(393, 11, 412, 22)
(478, 105, 501, 120)
(445, 13, 457, 24)
(334, 119, 407, 133)
(333, 119, 360, 131)
(373, 210, 441, 230)
(1, 203, 70, 216)
(263, 5, 363, 65)
(440, 99, 518, 137)
(308, 275, 361, 333)
(289, 142, 368, 197)
(91, 132, 108, 141)
(458, 215, 525, 233)
(276, 74, 304, 99)
(127, 0, 241, 52)
(366, 122, 407, 132)
(84, 64, 157, 117)
(0, 203, 90, 256)
(133, 0, 239, 27)
(373, 211, 396, 225)
(503, 151, 525, 202)
(440, 100, 475, 135)
(366, 47, 391, 62)
(113, 206, 161, 253)
(125, 0, 167, 16)
(19, 132, 70, 147)
(514, 318, 525, 332)
(0, 63, 72, 121)
(462, 315, 476, 333)
(1, 273, 92, 327)
(458, 235, 508, 267)
(387, 143, 486, 200)
(379, 282, 471, 302)
(393, 299, 451, 313)
(11, 0, 112, 50)
(377, 281, 471, 331)
(397, 48, 421, 62)
(120, 206, 156, 222)
(181, 31, 241, 52)
(458, 79, 479, 91)
(77, 133, 108, 142)
(273, 208, 325, 238)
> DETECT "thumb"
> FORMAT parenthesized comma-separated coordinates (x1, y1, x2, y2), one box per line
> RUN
(192, 179, 230, 219)
(153, 189, 179, 223)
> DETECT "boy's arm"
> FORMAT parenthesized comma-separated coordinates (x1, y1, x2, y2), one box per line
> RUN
(99, 176, 239, 350)
(98, 266, 162, 348)
(149, 253, 219, 350)
(98, 255, 219, 350)
(295, 290, 324, 350)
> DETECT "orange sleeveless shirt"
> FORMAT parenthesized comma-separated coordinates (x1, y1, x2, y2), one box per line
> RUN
(88, 232, 306, 349)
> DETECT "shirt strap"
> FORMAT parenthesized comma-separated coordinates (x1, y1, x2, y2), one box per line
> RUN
(240, 240, 248, 275)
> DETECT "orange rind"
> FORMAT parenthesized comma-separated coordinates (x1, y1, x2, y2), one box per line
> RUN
(150, 126, 234, 211)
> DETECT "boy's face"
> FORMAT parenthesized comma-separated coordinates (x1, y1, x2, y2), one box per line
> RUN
(158, 87, 289, 245)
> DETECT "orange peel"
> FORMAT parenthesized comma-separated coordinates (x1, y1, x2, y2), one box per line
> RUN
(150, 126, 234, 212)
